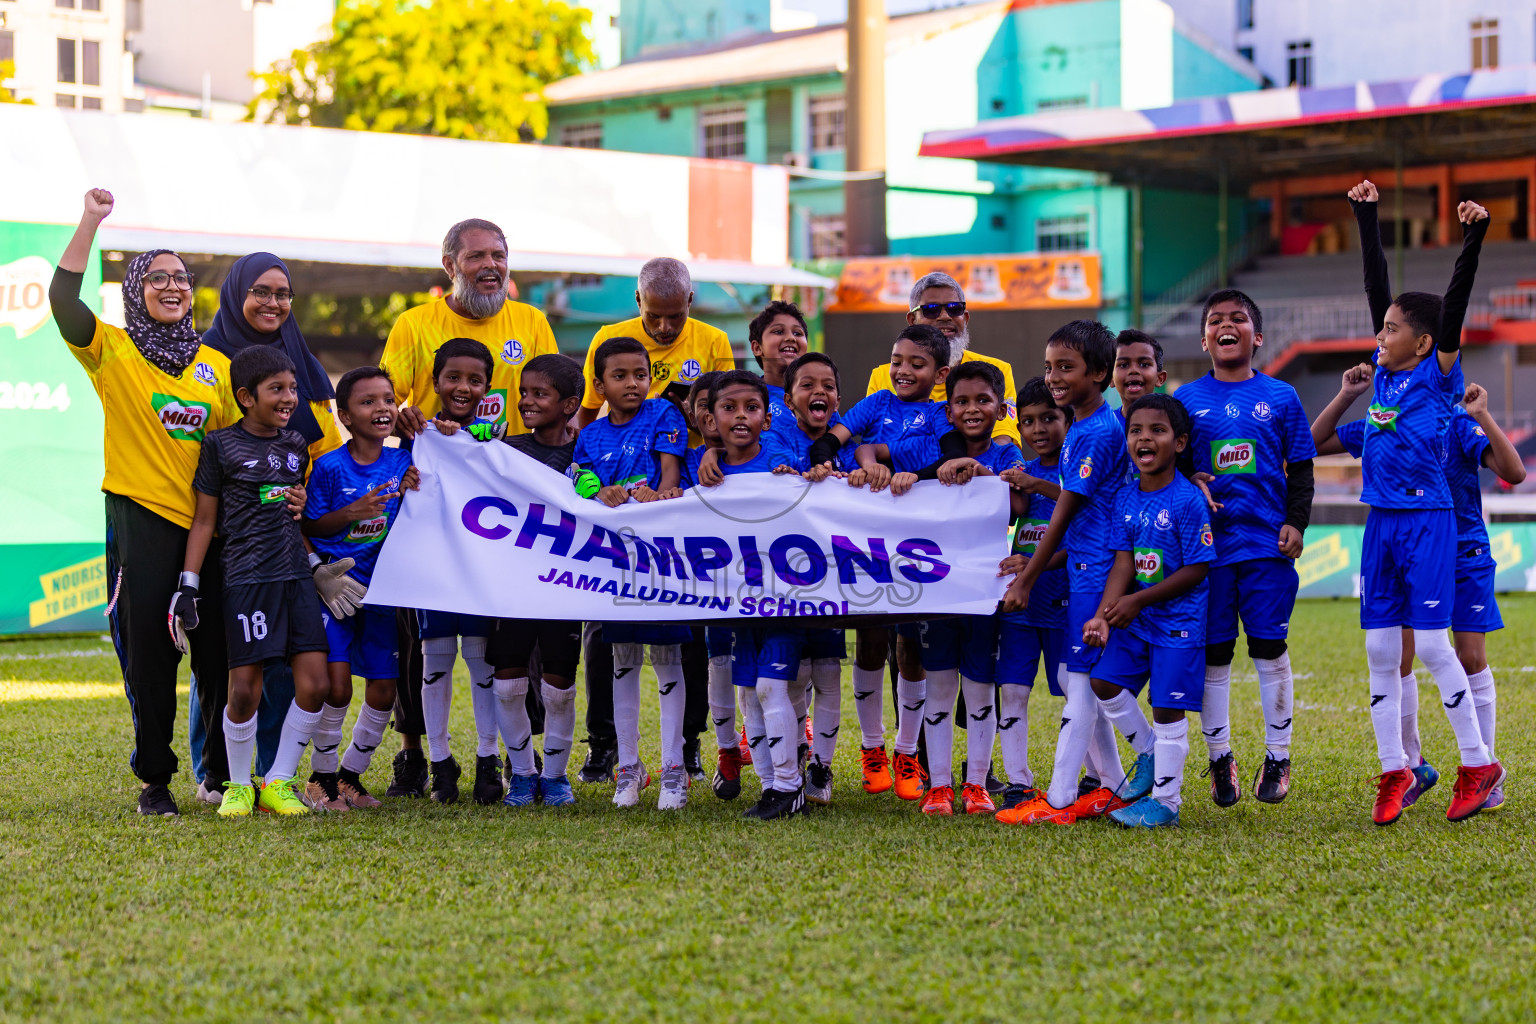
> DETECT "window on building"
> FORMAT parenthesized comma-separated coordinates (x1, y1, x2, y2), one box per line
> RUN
(56, 93, 75, 107)
(1238, 46, 1254, 63)
(57, 38, 76, 84)
(1286, 40, 1312, 87)
(1237, 0, 1254, 29)
(809, 94, 845, 152)
(55, 0, 75, 7)
(1036, 96, 1089, 112)
(1471, 18, 1499, 69)
(82, 96, 101, 109)
(0, 31, 14, 65)
(699, 104, 747, 160)
(1036, 213, 1091, 252)
(559, 122, 602, 149)
(82, 40, 99, 86)
(83, 0, 101, 9)
(808, 214, 845, 259)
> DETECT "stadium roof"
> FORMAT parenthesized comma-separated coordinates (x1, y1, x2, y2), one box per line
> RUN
(918, 66, 1536, 187)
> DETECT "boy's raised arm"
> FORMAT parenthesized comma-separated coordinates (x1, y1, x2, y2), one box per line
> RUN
(1437, 202, 1491, 374)
(1347, 181, 1393, 335)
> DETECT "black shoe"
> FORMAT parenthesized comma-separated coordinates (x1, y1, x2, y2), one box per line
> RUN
(386, 748, 428, 798)
(752, 785, 807, 821)
(999, 783, 1042, 811)
(1254, 754, 1291, 804)
(682, 737, 705, 782)
(579, 744, 617, 784)
(742, 788, 777, 819)
(1204, 751, 1241, 808)
(985, 764, 1007, 796)
(1077, 774, 1101, 799)
(473, 754, 504, 805)
(137, 783, 179, 817)
(429, 755, 462, 804)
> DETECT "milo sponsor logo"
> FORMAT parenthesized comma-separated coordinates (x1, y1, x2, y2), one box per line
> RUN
(1134, 547, 1165, 584)
(477, 389, 507, 423)
(1212, 438, 1256, 475)
(1012, 519, 1049, 555)
(346, 516, 388, 543)
(1367, 403, 1399, 431)
(151, 393, 212, 440)
(258, 483, 289, 505)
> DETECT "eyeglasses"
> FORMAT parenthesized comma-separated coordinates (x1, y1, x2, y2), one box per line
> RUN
(248, 286, 295, 306)
(910, 301, 966, 318)
(144, 270, 195, 291)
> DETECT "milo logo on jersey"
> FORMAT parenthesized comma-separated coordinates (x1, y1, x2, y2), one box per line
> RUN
(258, 483, 290, 505)
(477, 390, 507, 423)
(1211, 438, 1257, 474)
(1367, 403, 1400, 431)
(346, 516, 388, 543)
(151, 393, 212, 441)
(1134, 547, 1165, 584)
(1012, 519, 1049, 555)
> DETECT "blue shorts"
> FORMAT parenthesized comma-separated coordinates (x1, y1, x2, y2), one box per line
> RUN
(914, 616, 997, 682)
(803, 628, 846, 661)
(1207, 558, 1298, 643)
(1360, 508, 1456, 630)
(418, 609, 489, 640)
(323, 603, 400, 680)
(1064, 590, 1105, 674)
(997, 620, 1064, 697)
(730, 626, 804, 687)
(705, 626, 734, 660)
(1453, 554, 1503, 634)
(1093, 630, 1204, 712)
(896, 622, 922, 642)
(602, 622, 692, 646)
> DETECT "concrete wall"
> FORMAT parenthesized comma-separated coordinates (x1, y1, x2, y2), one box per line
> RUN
(133, 0, 331, 104)
(1, 0, 129, 112)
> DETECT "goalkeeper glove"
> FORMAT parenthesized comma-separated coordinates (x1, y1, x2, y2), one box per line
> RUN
(168, 571, 199, 654)
(310, 553, 367, 619)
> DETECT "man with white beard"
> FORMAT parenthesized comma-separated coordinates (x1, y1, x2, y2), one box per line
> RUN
(378, 218, 559, 800)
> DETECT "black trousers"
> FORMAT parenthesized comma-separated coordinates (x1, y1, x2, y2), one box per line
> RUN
(581, 624, 708, 750)
(104, 494, 229, 788)
(393, 609, 544, 738)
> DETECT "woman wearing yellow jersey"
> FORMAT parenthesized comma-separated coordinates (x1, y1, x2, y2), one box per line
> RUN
(50, 189, 242, 817)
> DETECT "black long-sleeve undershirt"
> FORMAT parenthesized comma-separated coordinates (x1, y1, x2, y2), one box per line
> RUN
(1350, 198, 1489, 353)
(1284, 458, 1314, 534)
(49, 268, 96, 348)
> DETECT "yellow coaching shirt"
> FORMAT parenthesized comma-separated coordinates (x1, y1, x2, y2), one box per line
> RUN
(306, 399, 344, 466)
(579, 316, 735, 410)
(380, 297, 558, 434)
(68, 318, 243, 530)
(865, 348, 1021, 445)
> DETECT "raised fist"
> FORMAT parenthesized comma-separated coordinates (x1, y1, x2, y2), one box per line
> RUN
(84, 189, 114, 219)
(1347, 180, 1378, 204)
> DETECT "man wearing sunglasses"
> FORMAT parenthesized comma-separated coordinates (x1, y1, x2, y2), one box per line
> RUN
(864, 272, 1019, 445)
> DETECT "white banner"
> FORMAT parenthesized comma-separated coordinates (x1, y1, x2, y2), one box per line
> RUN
(366, 430, 1011, 622)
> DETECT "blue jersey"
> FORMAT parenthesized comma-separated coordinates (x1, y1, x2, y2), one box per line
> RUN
(1112, 474, 1216, 648)
(1175, 372, 1316, 566)
(769, 419, 856, 473)
(840, 390, 952, 448)
(765, 382, 840, 435)
(401, 416, 497, 453)
(682, 445, 705, 490)
(1061, 402, 1131, 594)
(1359, 351, 1463, 510)
(717, 438, 793, 478)
(572, 397, 687, 491)
(1444, 409, 1492, 555)
(305, 444, 414, 585)
(1008, 455, 1069, 629)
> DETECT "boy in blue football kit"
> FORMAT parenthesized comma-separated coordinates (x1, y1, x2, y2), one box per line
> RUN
(301, 366, 418, 810)
(1311, 180, 1501, 826)
(1175, 289, 1315, 806)
(1000, 321, 1132, 826)
(1083, 395, 1216, 829)
(571, 337, 691, 810)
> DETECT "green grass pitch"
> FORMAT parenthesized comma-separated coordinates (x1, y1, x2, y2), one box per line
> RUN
(1, 597, 1533, 1022)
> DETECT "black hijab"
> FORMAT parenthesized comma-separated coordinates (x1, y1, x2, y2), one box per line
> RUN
(122, 250, 202, 376)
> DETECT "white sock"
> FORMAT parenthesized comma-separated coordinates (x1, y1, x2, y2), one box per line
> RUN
(541, 683, 577, 778)
(997, 684, 1033, 787)
(851, 664, 886, 748)
(1201, 662, 1232, 758)
(1400, 671, 1421, 765)
(790, 670, 810, 753)
(921, 668, 960, 787)
(1467, 666, 1496, 760)
(739, 685, 769, 784)
(707, 655, 737, 749)
(612, 642, 644, 768)
(494, 675, 535, 775)
(1152, 718, 1189, 812)
(223, 710, 258, 787)
(653, 645, 685, 770)
(267, 701, 322, 783)
(461, 636, 499, 759)
(340, 702, 392, 775)
(810, 659, 841, 766)
(757, 676, 801, 791)
(961, 677, 996, 787)
(421, 635, 457, 763)
(894, 674, 925, 755)
(1365, 627, 1408, 771)
(1087, 701, 1126, 792)
(1253, 653, 1295, 759)
(1100, 689, 1154, 755)
(309, 702, 349, 774)
(1414, 628, 1489, 766)
(1047, 670, 1096, 808)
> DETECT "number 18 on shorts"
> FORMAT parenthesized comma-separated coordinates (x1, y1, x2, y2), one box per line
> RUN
(223, 580, 330, 669)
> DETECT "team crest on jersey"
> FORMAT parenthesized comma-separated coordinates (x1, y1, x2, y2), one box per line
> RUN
(679, 359, 702, 383)
(1212, 439, 1257, 474)
(651, 360, 671, 383)
(1155, 509, 1172, 530)
(501, 339, 524, 365)
(1200, 524, 1214, 546)
(1252, 401, 1272, 421)
(192, 362, 217, 387)
(1224, 402, 1241, 418)
(267, 453, 282, 470)
(1078, 456, 1093, 479)
(150, 394, 211, 441)
(1474, 425, 1487, 437)
(1367, 403, 1400, 431)
(286, 452, 301, 472)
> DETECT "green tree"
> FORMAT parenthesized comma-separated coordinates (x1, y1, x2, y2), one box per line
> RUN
(250, 0, 595, 141)
(1, 61, 34, 104)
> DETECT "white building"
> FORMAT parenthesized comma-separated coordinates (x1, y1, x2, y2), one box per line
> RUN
(0, 0, 132, 111)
